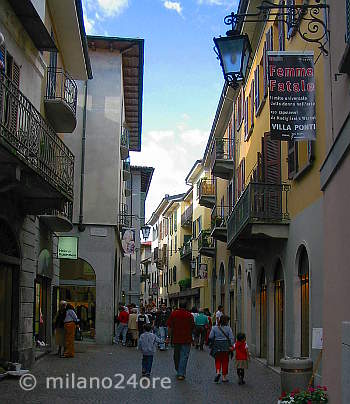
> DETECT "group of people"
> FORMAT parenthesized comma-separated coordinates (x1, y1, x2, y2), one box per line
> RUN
(54, 301, 80, 358)
(114, 301, 250, 384)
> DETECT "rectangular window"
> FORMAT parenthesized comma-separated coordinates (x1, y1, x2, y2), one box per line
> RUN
(288, 140, 298, 179)
(174, 212, 177, 232)
(198, 216, 202, 234)
(263, 27, 273, 99)
(244, 97, 248, 140)
(192, 221, 196, 239)
(250, 81, 254, 130)
(286, 0, 296, 39)
(278, 2, 285, 51)
(174, 235, 177, 253)
(254, 66, 260, 114)
(170, 239, 173, 256)
(173, 267, 177, 283)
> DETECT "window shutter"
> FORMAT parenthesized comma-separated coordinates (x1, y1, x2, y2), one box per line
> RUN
(10, 61, 20, 134)
(237, 165, 241, 198)
(263, 42, 268, 99)
(263, 132, 281, 184)
(263, 132, 282, 217)
(0, 44, 5, 114)
(347, 0, 350, 43)
(254, 65, 260, 114)
(288, 140, 298, 179)
(244, 98, 248, 140)
(242, 158, 245, 190)
(250, 81, 254, 127)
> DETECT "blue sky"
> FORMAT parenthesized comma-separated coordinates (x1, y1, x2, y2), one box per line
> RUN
(82, 0, 238, 218)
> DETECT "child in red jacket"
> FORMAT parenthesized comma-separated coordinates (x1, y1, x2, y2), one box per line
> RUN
(233, 332, 250, 385)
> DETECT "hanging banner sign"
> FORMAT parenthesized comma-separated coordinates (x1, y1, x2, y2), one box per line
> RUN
(268, 51, 316, 141)
(121, 228, 135, 255)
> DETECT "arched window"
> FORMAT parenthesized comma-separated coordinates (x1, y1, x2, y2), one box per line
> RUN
(219, 263, 225, 285)
(298, 246, 309, 357)
(228, 256, 234, 283)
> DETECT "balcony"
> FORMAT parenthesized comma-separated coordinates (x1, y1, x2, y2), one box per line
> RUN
(120, 126, 130, 160)
(181, 204, 193, 227)
(44, 67, 77, 133)
(0, 72, 74, 213)
(123, 158, 131, 181)
(119, 203, 130, 228)
(211, 206, 230, 242)
(198, 178, 216, 209)
(210, 137, 234, 180)
(198, 230, 215, 258)
(227, 182, 291, 258)
(180, 240, 192, 260)
(39, 201, 73, 232)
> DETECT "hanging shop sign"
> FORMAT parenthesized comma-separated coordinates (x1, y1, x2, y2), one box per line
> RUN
(121, 228, 135, 255)
(268, 51, 316, 141)
(58, 237, 78, 260)
(198, 263, 208, 280)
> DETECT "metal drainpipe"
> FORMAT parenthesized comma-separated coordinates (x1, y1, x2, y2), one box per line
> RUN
(78, 80, 88, 232)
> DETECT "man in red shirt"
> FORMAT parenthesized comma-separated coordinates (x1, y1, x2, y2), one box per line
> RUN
(167, 301, 195, 380)
(114, 306, 129, 346)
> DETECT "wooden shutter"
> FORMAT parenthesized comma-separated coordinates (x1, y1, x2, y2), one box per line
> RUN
(263, 42, 268, 99)
(9, 61, 20, 134)
(288, 140, 298, 179)
(250, 81, 254, 128)
(254, 66, 259, 113)
(244, 98, 248, 140)
(0, 44, 5, 119)
(263, 132, 281, 184)
(263, 133, 282, 218)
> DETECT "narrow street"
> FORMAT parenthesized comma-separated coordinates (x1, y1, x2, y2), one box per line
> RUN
(1, 344, 280, 404)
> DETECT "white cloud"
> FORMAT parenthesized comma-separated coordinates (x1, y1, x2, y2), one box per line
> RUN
(97, 0, 129, 16)
(82, 1, 96, 34)
(197, 0, 233, 5)
(163, 1, 183, 15)
(130, 124, 208, 220)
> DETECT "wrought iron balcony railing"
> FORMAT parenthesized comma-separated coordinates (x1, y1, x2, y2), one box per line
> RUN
(198, 178, 216, 198)
(45, 67, 77, 115)
(120, 126, 130, 160)
(227, 182, 291, 247)
(181, 204, 193, 227)
(210, 137, 235, 180)
(39, 201, 73, 232)
(211, 206, 230, 229)
(119, 203, 130, 228)
(198, 229, 215, 251)
(210, 137, 234, 162)
(41, 200, 73, 222)
(0, 71, 74, 200)
(180, 240, 192, 259)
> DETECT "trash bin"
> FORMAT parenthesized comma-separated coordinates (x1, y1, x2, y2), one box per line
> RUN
(280, 357, 313, 394)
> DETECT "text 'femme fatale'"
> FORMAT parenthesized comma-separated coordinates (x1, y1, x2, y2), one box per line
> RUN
(269, 65, 315, 93)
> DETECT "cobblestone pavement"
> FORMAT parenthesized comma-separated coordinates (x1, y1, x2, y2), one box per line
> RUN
(0, 344, 280, 404)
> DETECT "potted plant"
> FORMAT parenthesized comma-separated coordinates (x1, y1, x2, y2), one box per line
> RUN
(215, 138, 225, 159)
(178, 278, 191, 291)
(278, 386, 328, 404)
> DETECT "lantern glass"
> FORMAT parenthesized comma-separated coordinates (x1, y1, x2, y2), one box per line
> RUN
(141, 225, 151, 240)
(214, 34, 251, 84)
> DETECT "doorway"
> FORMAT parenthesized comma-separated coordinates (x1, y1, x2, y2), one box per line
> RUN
(0, 220, 20, 363)
(259, 269, 267, 358)
(274, 261, 284, 366)
(33, 276, 51, 346)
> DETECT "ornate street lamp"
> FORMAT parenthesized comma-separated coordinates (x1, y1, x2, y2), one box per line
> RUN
(141, 225, 151, 241)
(213, 31, 251, 89)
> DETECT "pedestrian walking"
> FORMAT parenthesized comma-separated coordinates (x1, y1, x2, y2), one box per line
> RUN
(208, 315, 234, 383)
(115, 305, 129, 346)
(128, 309, 138, 347)
(54, 300, 67, 357)
(155, 303, 170, 350)
(194, 309, 209, 350)
(138, 324, 162, 376)
(63, 304, 79, 358)
(167, 301, 195, 380)
(204, 308, 212, 345)
(137, 307, 150, 337)
(233, 332, 250, 385)
(215, 305, 224, 325)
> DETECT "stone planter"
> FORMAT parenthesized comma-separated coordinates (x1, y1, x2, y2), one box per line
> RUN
(280, 357, 313, 394)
